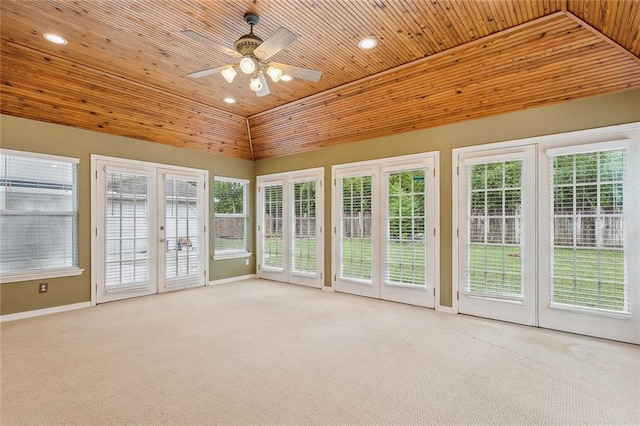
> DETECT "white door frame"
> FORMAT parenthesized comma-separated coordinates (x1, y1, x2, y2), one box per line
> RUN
(91, 155, 208, 305)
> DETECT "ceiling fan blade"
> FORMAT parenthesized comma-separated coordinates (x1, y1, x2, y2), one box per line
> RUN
(186, 65, 227, 79)
(256, 73, 271, 97)
(254, 27, 297, 61)
(181, 30, 242, 59)
(269, 62, 322, 82)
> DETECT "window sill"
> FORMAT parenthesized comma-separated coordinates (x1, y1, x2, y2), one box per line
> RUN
(212, 252, 252, 261)
(0, 267, 85, 284)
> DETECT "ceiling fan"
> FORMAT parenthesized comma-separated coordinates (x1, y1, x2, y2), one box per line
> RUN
(182, 13, 322, 97)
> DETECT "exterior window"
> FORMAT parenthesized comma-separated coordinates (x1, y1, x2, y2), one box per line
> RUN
(0, 150, 80, 281)
(213, 178, 249, 257)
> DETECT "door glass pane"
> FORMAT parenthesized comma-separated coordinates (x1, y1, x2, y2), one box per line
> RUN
(466, 161, 523, 297)
(105, 171, 150, 290)
(385, 169, 426, 286)
(292, 181, 316, 274)
(262, 184, 284, 270)
(551, 149, 627, 312)
(340, 175, 372, 281)
(164, 177, 200, 282)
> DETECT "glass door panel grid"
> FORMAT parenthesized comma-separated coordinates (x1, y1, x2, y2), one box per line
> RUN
(105, 171, 149, 289)
(385, 169, 426, 286)
(466, 161, 523, 298)
(164, 178, 199, 281)
(292, 181, 316, 274)
(262, 184, 284, 269)
(551, 149, 627, 312)
(340, 176, 373, 280)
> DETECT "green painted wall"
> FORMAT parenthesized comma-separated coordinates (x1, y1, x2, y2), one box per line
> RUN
(2, 88, 639, 315)
(0, 115, 254, 315)
(254, 88, 640, 307)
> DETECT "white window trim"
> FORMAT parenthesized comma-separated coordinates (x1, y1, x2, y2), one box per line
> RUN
(0, 267, 84, 284)
(0, 149, 83, 284)
(213, 176, 250, 259)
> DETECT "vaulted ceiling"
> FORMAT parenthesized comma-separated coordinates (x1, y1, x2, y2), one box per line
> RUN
(2, 1, 639, 160)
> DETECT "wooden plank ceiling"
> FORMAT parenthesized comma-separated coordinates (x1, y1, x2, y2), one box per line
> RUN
(1, 1, 639, 160)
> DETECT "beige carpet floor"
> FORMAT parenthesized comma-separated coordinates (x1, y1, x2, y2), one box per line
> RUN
(1, 279, 639, 425)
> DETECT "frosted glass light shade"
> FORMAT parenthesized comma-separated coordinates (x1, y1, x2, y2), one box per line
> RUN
(266, 66, 283, 82)
(239, 56, 257, 74)
(221, 66, 237, 83)
(249, 77, 263, 92)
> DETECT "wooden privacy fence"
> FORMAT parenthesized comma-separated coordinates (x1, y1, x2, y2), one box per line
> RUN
(468, 216, 623, 248)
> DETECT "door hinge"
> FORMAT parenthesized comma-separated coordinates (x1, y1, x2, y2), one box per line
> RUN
(333, 226, 336, 233)
(456, 229, 459, 238)
(433, 288, 436, 296)
(456, 166, 459, 175)
(258, 225, 261, 232)
(333, 274, 336, 281)
(334, 178, 336, 186)
(204, 270, 206, 277)
(457, 291, 459, 300)
(204, 225, 206, 233)
(95, 170, 98, 179)
(258, 264, 261, 270)
(95, 227, 98, 236)
(433, 228, 436, 237)
(433, 168, 436, 177)
(320, 272, 323, 279)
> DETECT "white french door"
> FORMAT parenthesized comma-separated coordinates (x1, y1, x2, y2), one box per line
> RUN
(93, 157, 207, 304)
(333, 154, 438, 308)
(257, 168, 324, 288)
(455, 124, 640, 343)
(457, 146, 537, 325)
(538, 140, 640, 343)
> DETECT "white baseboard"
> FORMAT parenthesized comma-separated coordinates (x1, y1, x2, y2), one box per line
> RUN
(208, 274, 257, 286)
(0, 301, 91, 323)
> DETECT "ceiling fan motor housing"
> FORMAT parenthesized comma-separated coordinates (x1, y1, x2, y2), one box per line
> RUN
(235, 12, 263, 56)
(234, 33, 263, 56)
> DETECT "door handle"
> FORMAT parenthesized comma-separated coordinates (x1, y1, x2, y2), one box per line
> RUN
(160, 238, 166, 243)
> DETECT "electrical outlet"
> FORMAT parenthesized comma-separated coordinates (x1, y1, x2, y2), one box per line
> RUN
(245, 258, 250, 266)
(39, 282, 48, 293)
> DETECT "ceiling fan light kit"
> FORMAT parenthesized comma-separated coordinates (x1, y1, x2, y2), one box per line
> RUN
(182, 12, 322, 98)
(220, 66, 237, 83)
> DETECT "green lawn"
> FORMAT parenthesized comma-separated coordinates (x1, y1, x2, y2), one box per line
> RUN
(260, 237, 626, 311)
(467, 245, 625, 311)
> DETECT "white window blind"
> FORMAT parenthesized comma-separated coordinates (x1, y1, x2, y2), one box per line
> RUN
(385, 169, 426, 286)
(213, 178, 248, 255)
(0, 151, 78, 276)
(105, 170, 150, 290)
(340, 175, 373, 281)
(164, 177, 200, 280)
(549, 146, 627, 313)
(261, 183, 284, 270)
(291, 180, 317, 275)
(466, 160, 523, 298)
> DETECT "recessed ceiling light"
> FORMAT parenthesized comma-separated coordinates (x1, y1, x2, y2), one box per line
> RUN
(43, 33, 68, 45)
(280, 74, 293, 82)
(358, 37, 377, 50)
(223, 97, 236, 104)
